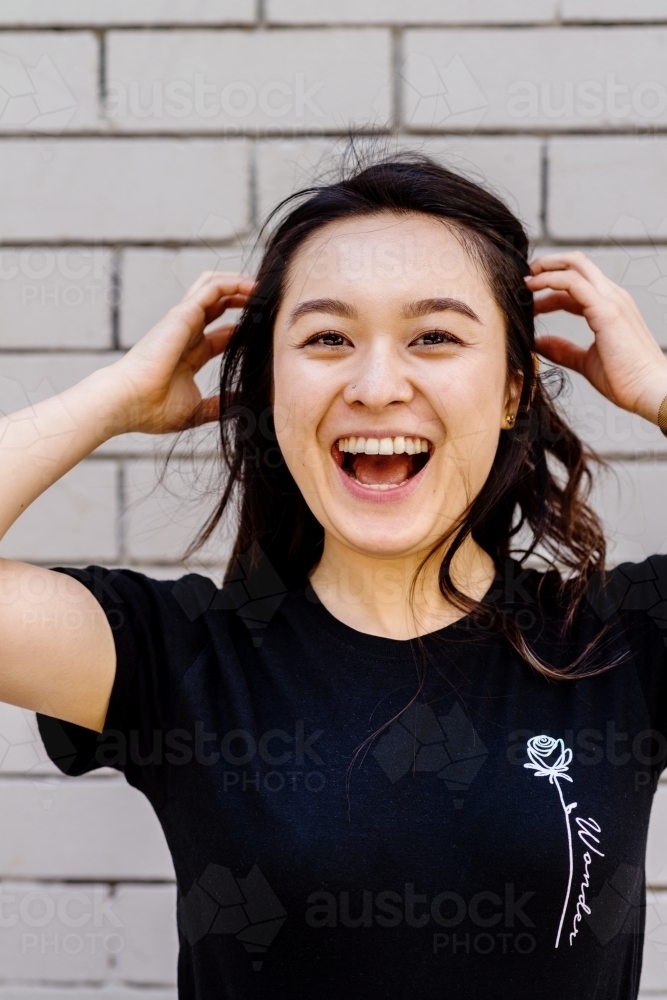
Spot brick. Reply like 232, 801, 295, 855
0, 460, 118, 563
558, 372, 667, 458
0, 248, 112, 349
256, 136, 543, 234
533, 247, 667, 349
0, 881, 111, 980
0, 139, 249, 242
0, 991, 176, 1000
119, 247, 248, 348
267, 0, 556, 23
590, 459, 667, 566
0, 777, 175, 879
562, 0, 667, 21
0, 0, 254, 25
648, 784, 667, 887
97, 426, 220, 459
641, 891, 667, 992
0, 704, 61, 776
548, 139, 667, 241
106, 29, 391, 132
124, 457, 232, 565
0, 347, 123, 456
403, 28, 667, 131
0, 32, 97, 133
0, 352, 121, 410
0, 347, 219, 460
111, 884, 178, 985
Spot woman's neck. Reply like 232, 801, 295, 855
308, 534, 496, 640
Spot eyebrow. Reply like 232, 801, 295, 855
288, 297, 358, 326
402, 297, 481, 322
287, 294, 481, 327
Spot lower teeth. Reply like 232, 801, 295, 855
348, 475, 408, 490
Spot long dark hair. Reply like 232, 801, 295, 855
185, 150, 613, 682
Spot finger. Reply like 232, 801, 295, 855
525, 270, 599, 311
182, 271, 255, 306
186, 324, 236, 371
187, 394, 220, 427
529, 251, 613, 294
203, 292, 251, 328
182, 269, 255, 298
535, 334, 587, 375
533, 291, 585, 317
203, 323, 236, 356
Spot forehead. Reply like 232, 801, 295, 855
280, 211, 491, 305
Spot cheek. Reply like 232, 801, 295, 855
272, 351, 331, 485
434, 354, 507, 430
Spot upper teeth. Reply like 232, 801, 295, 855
337, 436, 430, 455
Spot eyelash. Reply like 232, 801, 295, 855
304, 329, 460, 348
306, 331, 349, 347
411, 330, 460, 347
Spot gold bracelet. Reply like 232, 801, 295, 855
659, 395, 667, 438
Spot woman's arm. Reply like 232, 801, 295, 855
0, 271, 253, 732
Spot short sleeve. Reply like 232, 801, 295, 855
586, 554, 667, 770
36, 564, 213, 799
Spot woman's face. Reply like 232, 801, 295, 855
272, 211, 519, 560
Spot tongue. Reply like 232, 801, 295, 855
352, 454, 413, 486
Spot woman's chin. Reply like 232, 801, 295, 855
326, 516, 439, 560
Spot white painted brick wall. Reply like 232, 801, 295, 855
402, 27, 667, 131
0, 249, 113, 350
255, 136, 543, 234
111, 886, 178, 985
0, 32, 98, 133
0, 991, 176, 1000
0, 1, 254, 27
0, 140, 249, 242
0, 778, 174, 880
266, 0, 558, 25
562, 0, 667, 21
119, 248, 247, 348
0, 6, 666, 995
106, 29, 392, 132
548, 139, 667, 240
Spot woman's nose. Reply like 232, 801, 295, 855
342, 348, 414, 410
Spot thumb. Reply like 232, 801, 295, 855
187, 394, 220, 427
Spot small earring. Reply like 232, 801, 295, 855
505, 413, 515, 426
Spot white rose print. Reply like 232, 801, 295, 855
524, 735, 577, 948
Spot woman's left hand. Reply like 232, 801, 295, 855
526, 250, 667, 425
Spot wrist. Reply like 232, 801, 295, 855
80, 363, 145, 441
633, 362, 667, 427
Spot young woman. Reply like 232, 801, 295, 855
1, 155, 666, 999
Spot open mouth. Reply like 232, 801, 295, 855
333, 436, 432, 491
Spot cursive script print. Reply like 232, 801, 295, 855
576, 816, 604, 858
570, 850, 593, 945
524, 735, 578, 948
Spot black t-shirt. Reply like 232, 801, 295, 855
36, 556, 667, 1000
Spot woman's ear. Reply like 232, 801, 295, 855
502, 370, 524, 429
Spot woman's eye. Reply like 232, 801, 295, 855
411, 330, 458, 347
308, 332, 349, 347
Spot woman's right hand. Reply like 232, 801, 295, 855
111, 270, 255, 435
